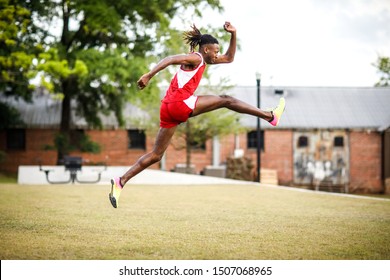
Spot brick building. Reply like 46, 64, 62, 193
1, 86, 389, 193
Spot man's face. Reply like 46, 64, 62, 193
204, 44, 220, 64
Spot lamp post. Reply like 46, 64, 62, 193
256, 72, 261, 183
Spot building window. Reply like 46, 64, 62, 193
334, 136, 344, 147
128, 129, 146, 149
297, 136, 309, 148
190, 139, 206, 151
6, 129, 26, 150
247, 130, 264, 150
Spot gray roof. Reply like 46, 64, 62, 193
1, 90, 148, 129
2, 86, 390, 131
226, 86, 390, 131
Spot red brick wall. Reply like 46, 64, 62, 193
0, 128, 294, 185
0, 129, 160, 174
0, 128, 384, 193
71, 130, 160, 170
219, 134, 239, 167
164, 136, 213, 173
265, 130, 294, 185
245, 130, 294, 185
349, 131, 382, 193
0, 129, 58, 174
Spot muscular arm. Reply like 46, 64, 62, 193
137, 53, 202, 89
214, 22, 237, 64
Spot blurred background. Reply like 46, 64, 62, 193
0, 0, 389, 195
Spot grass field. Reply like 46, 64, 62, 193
0, 183, 389, 260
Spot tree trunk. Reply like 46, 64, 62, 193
57, 0, 71, 165
56, 77, 73, 164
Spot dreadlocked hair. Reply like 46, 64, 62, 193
183, 24, 219, 52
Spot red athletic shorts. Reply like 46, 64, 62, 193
160, 99, 197, 128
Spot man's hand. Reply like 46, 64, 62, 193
137, 73, 151, 90
223, 21, 236, 34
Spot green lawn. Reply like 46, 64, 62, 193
0, 183, 389, 260
0, 173, 17, 184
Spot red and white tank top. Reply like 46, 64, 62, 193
163, 52, 206, 103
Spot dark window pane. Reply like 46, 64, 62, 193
298, 136, 309, 147
128, 130, 146, 149
247, 130, 264, 150
7, 129, 26, 150
334, 136, 344, 147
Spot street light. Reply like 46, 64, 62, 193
255, 72, 261, 183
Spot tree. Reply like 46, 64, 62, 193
1, 0, 222, 163
373, 55, 390, 87
0, 1, 37, 166
0, 0, 39, 100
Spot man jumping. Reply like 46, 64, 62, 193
109, 22, 285, 208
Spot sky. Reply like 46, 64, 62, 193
182, 0, 390, 87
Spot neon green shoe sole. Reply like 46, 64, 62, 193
269, 97, 286, 126
109, 178, 122, 208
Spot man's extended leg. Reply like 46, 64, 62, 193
109, 126, 176, 208
192, 95, 285, 126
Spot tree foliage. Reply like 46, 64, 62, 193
373, 55, 390, 87
0, 101, 24, 129
1, 0, 223, 162
0, 0, 40, 99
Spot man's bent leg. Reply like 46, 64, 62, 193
109, 126, 176, 208
120, 126, 177, 186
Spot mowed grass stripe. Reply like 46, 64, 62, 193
0, 184, 389, 260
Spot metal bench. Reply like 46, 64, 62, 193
39, 156, 106, 184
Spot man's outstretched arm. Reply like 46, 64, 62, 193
214, 21, 236, 64
137, 53, 202, 89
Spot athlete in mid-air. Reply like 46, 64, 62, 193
109, 22, 285, 208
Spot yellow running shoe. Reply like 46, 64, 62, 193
269, 97, 286, 126
109, 177, 123, 208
